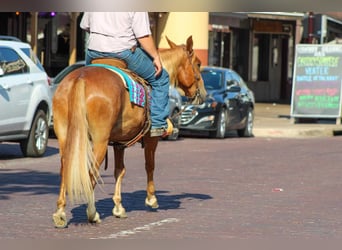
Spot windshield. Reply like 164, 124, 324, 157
201, 70, 223, 90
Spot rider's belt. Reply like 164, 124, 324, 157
130, 45, 137, 53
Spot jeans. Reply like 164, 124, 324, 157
86, 48, 170, 129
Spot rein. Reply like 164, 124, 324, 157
185, 49, 202, 103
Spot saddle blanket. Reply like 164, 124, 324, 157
89, 63, 149, 107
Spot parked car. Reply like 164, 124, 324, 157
179, 66, 255, 138
0, 36, 52, 157
50, 61, 182, 140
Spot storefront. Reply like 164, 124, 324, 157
302, 13, 342, 44
0, 12, 82, 76
209, 12, 304, 102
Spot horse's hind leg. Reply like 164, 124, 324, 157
86, 141, 108, 224
144, 135, 159, 209
112, 146, 127, 218
52, 156, 68, 228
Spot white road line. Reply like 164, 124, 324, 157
91, 218, 180, 239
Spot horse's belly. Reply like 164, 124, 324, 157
110, 103, 146, 142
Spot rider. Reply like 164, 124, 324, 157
80, 12, 172, 137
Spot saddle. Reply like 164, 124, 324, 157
91, 58, 127, 69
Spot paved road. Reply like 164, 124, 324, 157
1, 136, 342, 239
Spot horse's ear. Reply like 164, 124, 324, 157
165, 36, 177, 49
186, 36, 194, 54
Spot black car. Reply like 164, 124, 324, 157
179, 66, 255, 138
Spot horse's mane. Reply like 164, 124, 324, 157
160, 45, 186, 88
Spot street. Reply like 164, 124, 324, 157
1, 136, 342, 239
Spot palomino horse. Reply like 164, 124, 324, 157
52, 36, 207, 228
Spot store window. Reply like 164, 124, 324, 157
251, 33, 269, 81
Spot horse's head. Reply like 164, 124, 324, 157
161, 36, 207, 105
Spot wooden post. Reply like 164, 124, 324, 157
30, 12, 38, 55
68, 12, 79, 66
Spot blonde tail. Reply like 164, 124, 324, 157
64, 78, 99, 204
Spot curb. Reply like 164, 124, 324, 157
253, 127, 337, 138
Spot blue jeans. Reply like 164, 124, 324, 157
86, 48, 170, 129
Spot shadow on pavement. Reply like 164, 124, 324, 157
0, 168, 60, 200
69, 190, 212, 225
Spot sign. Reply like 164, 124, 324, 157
291, 44, 342, 118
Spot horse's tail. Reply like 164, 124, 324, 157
64, 77, 99, 204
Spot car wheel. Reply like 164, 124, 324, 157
20, 110, 49, 157
211, 108, 227, 139
237, 107, 254, 137
165, 109, 180, 141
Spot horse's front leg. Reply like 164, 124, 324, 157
144, 135, 159, 209
52, 157, 68, 228
112, 146, 127, 218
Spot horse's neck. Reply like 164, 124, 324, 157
160, 48, 183, 87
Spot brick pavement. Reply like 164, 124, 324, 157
1, 136, 342, 239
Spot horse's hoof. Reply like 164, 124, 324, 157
145, 196, 159, 209
87, 209, 101, 224
113, 205, 127, 218
52, 211, 67, 228
88, 211, 101, 224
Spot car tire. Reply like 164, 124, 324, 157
20, 110, 49, 157
211, 108, 227, 139
165, 109, 180, 141
237, 107, 254, 137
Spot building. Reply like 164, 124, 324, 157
2, 12, 342, 103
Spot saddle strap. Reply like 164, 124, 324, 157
110, 77, 151, 149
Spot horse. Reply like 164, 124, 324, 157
52, 35, 207, 228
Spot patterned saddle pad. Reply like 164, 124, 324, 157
89, 63, 149, 107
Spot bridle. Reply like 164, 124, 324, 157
184, 49, 203, 104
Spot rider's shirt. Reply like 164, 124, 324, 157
80, 12, 151, 53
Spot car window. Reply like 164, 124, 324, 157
230, 70, 249, 89
20, 47, 45, 72
201, 70, 223, 90
0, 47, 28, 75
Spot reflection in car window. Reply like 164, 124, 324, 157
231, 70, 249, 89
201, 70, 223, 90
0, 47, 28, 75
21, 47, 45, 72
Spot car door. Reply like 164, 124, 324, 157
0, 47, 32, 134
229, 71, 250, 125
225, 70, 242, 126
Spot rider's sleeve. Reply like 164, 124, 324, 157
132, 12, 152, 39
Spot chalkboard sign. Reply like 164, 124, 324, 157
291, 44, 342, 118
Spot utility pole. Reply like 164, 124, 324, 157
308, 12, 315, 44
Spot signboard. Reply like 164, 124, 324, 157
291, 44, 342, 118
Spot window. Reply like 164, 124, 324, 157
0, 47, 28, 75
201, 70, 223, 90
20, 47, 44, 71
251, 34, 269, 81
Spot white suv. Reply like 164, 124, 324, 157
0, 37, 52, 157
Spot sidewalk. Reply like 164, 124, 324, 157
253, 103, 342, 138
